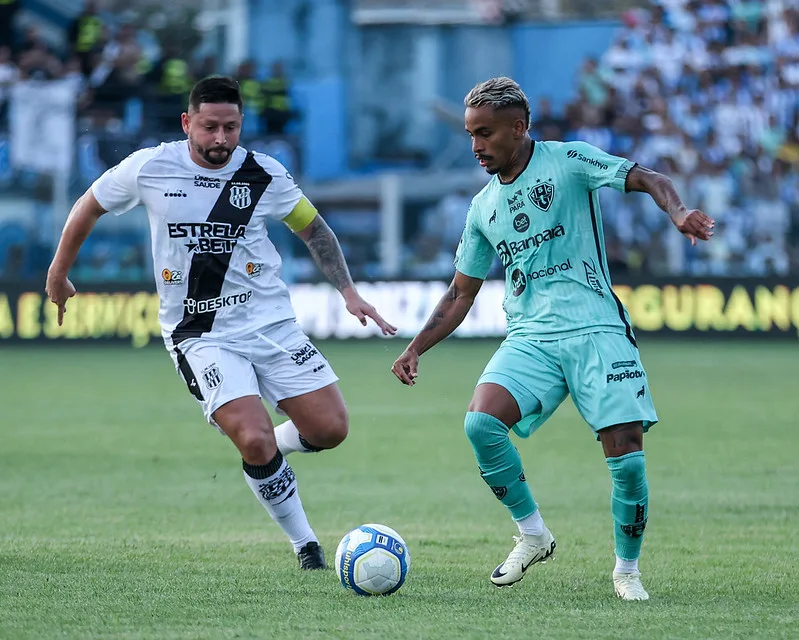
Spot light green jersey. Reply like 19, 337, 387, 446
455, 140, 637, 342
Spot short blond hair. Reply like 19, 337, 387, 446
464, 77, 530, 127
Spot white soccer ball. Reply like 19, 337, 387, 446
334, 523, 411, 596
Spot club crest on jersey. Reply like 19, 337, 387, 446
229, 183, 252, 210
528, 179, 554, 212
202, 364, 223, 389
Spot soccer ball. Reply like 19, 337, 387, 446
334, 523, 411, 596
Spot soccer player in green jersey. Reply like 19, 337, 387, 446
391, 77, 714, 600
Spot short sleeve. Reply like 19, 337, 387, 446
91, 146, 159, 215
454, 200, 494, 280
254, 154, 305, 221
564, 141, 634, 192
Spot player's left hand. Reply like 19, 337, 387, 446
343, 289, 397, 336
674, 208, 714, 246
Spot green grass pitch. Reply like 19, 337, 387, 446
1, 338, 797, 639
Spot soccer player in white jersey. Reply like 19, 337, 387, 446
45, 76, 397, 570
392, 77, 715, 600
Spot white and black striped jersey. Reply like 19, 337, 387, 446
91, 141, 304, 347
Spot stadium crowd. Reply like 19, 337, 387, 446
0, 1, 294, 135
409, 0, 799, 280
1, 0, 797, 281
542, 0, 799, 277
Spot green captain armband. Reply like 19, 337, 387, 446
282, 197, 318, 232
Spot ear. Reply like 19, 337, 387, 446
181, 112, 190, 135
513, 117, 528, 138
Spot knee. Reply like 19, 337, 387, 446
299, 403, 349, 449
236, 427, 276, 464
323, 404, 349, 448
464, 411, 504, 447
607, 451, 647, 488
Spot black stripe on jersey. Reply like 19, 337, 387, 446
587, 191, 637, 348
171, 152, 272, 345
175, 347, 204, 401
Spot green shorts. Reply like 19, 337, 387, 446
478, 331, 658, 439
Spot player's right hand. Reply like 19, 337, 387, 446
391, 348, 419, 386
45, 273, 76, 326
674, 208, 715, 246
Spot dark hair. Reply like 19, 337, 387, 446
188, 76, 243, 112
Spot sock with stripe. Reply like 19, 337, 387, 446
607, 450, 648, 565
242, 451, 317, 552
464, 411, 539, 522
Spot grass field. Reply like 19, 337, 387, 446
1, 338, 797, 639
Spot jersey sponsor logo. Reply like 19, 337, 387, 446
636, 385, 646, 399
506, 189, 523, 206
566, 149, 609, 171
527, 258, 573, 281
507, 189, 525, 213
162, 268, 183, 285
168, 222, 247, 255
513, 213, 530, 233
583, 259, 605, 297
606, 369, 645, 383
511, 268, 526, 296
183, 290, 252, 314
229, 183, 251, 209
202, 363, 223, 389
612, 360, 637, 369
511, 259, 573, 296
194, 174, 222, 189
495, 223, 566, 268
245, 262, 262, 278
171, 152, 272, 345
489, 209, 497, 225
291, 342, 319, 366
164, 189, 187, 198
527, 179, 554, 211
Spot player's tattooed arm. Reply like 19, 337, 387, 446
624, 165, 686, 218
297, 214, 397, 335
392, 271, 482, 385
296, 214, 354, 292
625, 164, 714, 245
413, 271, 483, 355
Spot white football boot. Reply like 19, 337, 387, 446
613, 571, 650, 601
490, 528, 556, 587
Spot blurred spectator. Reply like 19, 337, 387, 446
0, 0, 19, 51
236, 59, 265, 133
17, 28, 62, 80
0, 45, 18, 126
148, 44, 193, 131
69, 0, 104, 77
530, 97, 565, 140
263, 60, 295, 135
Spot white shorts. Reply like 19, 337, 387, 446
168, 319, 339, 427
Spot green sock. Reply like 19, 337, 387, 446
464, 411, 537, 520
607, 451, 648, 561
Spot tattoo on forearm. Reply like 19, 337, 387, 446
304, 218, 354, 292
420, 283, 459, 334
631, 166, 684, 215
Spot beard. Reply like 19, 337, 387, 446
192, 139, 233, 166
